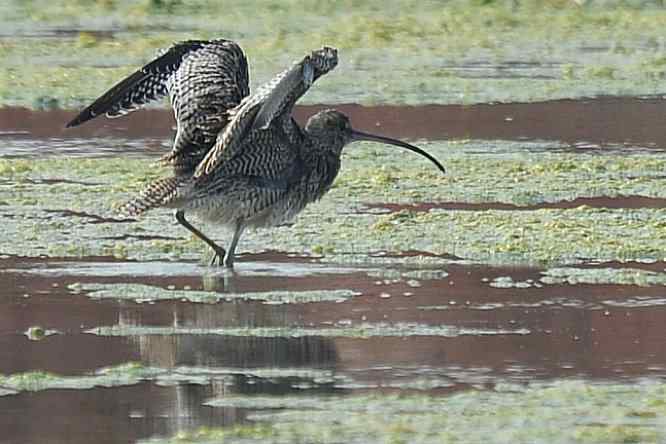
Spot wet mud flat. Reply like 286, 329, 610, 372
2, 97, 666, 444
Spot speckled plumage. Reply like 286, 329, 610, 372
69, 40, 445, 267
67, 39, 248, 176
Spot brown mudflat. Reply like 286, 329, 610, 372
366, 195, 666, 213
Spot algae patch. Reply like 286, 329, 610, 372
602, 297, 666, 308
540, 267, 666, 287
0, 364, 155, 395
491, 266, 666, 288
0, 363, 340, 396
3, 147, 666, 267
489, 276, 540, 289
141, 379, 666, 444
85, 322, 530, 339
368, 206, 666, 266
69, 282, 359, 304
24, 326, 60, 341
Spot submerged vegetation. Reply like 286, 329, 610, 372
147, 380, 666, 444
2, 364, 665, 443
70, 282, 359, 304
2, 0, 666, 107
85, 323, 531, 338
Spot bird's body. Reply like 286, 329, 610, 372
182, 127, 340, 229
68, 39, 445, 267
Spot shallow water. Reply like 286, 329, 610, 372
2, 255, 666, 443
2, 97, 666, 443
3, 98, 666, 155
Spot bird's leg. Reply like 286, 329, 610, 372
175, 210, 226, 265
223, 219, 245, 269
209, 250, 225, 267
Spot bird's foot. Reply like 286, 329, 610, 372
222, 252, 234, 269
209, 246, 227, 267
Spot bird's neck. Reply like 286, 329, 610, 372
296, 135, 342, 201
302, 133, 343, 167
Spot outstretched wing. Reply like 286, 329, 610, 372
162, 40, 249, 174
193, 46, 338, 181
67, 39, 249, 175
66, 40, 213, 127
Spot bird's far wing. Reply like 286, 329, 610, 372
192, 46, 338, 181
159, 40, 249, 174
65, 39, 236, 128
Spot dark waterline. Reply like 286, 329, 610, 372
2, 97, 666, 148
364, 195, 666, 213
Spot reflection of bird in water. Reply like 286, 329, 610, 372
67, 39, 446, 268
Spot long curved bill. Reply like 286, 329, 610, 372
351, 130, 445, 174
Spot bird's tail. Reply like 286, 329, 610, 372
120, 176, 182, 216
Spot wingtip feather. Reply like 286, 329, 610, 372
65, 116, 82, 128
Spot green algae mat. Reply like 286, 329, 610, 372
194, 381, 666, 444
161, 382, 666, 444
3, 365, 665, 444
2, 0, 666, 108
2, 140, 666, 265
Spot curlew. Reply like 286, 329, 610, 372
67, 39, 446, 268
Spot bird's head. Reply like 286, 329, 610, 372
308, 46, 338, 81
304, 109, 446, 174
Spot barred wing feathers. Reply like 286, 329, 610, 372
66, 40, 214, 127
193, 46, 338, 181
67, 39, 250, 176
